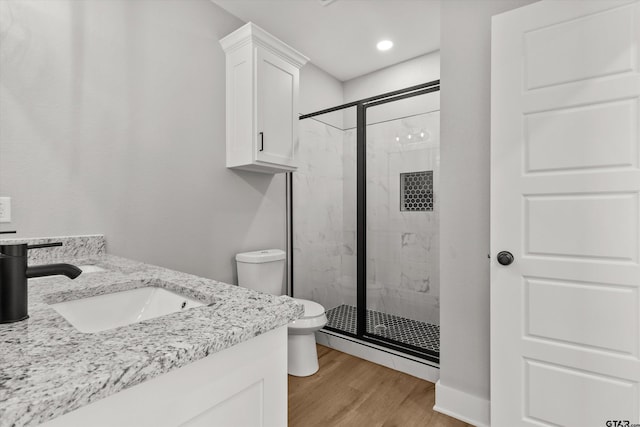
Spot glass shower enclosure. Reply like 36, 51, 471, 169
289, 81, 440, 362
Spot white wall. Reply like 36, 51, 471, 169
299, 62, 345, 130
343, 52, 440, 103
0, 0, 343, 285
436, 1, 537, 425
299, 63, 344, 116
340, 51, 440, 134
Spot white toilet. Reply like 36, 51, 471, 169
236, 249, 327, 377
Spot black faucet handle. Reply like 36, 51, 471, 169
0, 230, 17, 234
27, 242, 63, 250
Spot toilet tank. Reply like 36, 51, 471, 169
235, 249, 286, 295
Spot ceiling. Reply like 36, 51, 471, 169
212, 0, 441, 82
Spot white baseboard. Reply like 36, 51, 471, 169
433, 380, 490, 427
315, 329, 439, 383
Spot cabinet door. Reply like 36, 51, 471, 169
256, 48, 298, 169
40, 326, 288, 427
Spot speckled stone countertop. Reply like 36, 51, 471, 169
0, 235, 303, 427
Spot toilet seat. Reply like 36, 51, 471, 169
288, 298, 327, 333
293, 298, 324, 319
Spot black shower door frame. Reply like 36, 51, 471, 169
289, 80, 441, 363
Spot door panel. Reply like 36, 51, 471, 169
256, 48, 297, 167
525, 277, 638, 355
523, 3, 636, 90
491, 1, 640, 425
525, 99, 638, 173
524, 193, 638, 261
525, 359, 637, 426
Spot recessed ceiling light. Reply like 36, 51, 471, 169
376, 40, 393, 51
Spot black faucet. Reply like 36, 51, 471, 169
0, 234, 82, 323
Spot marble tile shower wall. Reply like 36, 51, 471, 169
294, 111, 440, 326
346, 112, 440, 325
293, 118, 356, 311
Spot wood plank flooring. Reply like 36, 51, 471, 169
288, 345, 474, 427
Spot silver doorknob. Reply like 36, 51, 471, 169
497, 251, 514, 266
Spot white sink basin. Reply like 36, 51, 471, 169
51, 287, 204, 333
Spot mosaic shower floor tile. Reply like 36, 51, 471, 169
324, 304, 440, 354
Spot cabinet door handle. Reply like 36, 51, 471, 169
259, 132, 264, 152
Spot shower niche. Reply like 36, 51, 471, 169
400, 171, 434, 212
290, 81, 441, 363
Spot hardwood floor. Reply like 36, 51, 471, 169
288, 345, 474, 427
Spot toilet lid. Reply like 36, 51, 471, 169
293, 298, 325, 318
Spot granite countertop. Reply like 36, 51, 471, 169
0, 236, 303, 427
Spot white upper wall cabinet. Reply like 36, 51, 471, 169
220, 23, 309, 173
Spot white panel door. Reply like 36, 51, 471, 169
491, 1, 640, 426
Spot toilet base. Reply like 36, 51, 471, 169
288, 332, 319, 377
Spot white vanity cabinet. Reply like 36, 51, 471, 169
220, 22, 309, 174
41, 326, 287, 427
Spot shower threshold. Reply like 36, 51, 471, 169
324, 304, 440, 357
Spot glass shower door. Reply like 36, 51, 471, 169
363, 91, 441, 358
292, 106, 357, 337
292, 81, 440, 362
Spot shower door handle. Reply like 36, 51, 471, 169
497, 251, 514, 266
259, 132, 264, 152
